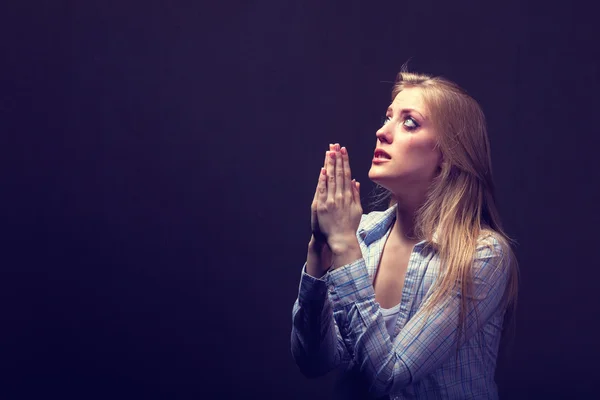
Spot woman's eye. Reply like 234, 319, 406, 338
381, 116, 392, 126
403, 117, 419, 129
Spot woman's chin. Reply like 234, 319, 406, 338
368, 168, 387, 182
368, 170, 399, 191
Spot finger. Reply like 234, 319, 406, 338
353, 180, 361, 202
326, 144, 333, 169
341, 146, 352, 202
314, 147, 331, 205
335, 143, 343, 198
327, 149, 336, 202
318, 165, 328, 206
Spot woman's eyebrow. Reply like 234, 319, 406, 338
387, 107, 427, 120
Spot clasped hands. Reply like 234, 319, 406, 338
311, 143, 363, 270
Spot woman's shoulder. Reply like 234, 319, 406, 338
474, 228, 517, 277
477, 228, 512, 256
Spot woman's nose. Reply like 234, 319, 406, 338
376, 126, 391, 143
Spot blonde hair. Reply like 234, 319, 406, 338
376, 68, 519, 349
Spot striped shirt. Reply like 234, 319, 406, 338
291, 204, 511, 399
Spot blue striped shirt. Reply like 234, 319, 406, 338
291, 204, 510, 399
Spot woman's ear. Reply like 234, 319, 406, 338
433, 141, 444, 168
437, 152, 445, 172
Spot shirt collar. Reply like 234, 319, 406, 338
358, 203, 399, 246
358, 203, 440, 248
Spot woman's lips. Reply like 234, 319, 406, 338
374, 148, 391, 158
372, 157, 390, 164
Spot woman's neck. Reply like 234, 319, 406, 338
391, 191, 427, 245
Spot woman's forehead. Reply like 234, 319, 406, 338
390, 88, 429, 118
391, 87, 427, 111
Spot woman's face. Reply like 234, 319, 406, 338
368, 87, 442, 193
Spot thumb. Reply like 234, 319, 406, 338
352, 179, 360, 201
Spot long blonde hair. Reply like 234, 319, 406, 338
375, 68, 519, 348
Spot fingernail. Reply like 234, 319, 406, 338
336, 143, 340, 151
341, 147, 347, 155
330, 151, 335, 158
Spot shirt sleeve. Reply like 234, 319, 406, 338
290, 263, 351, 378
326, 237, 511, 397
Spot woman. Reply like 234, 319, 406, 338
290, 70, 519, 400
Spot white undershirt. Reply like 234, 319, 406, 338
380, 303, 401, 337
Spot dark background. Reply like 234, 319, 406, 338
1, 1, 599, 399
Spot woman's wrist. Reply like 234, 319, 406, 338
328, 236, 362, 269
328, 235, 359, 255
308, 235, 326, 253
306, 236, 333, 278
